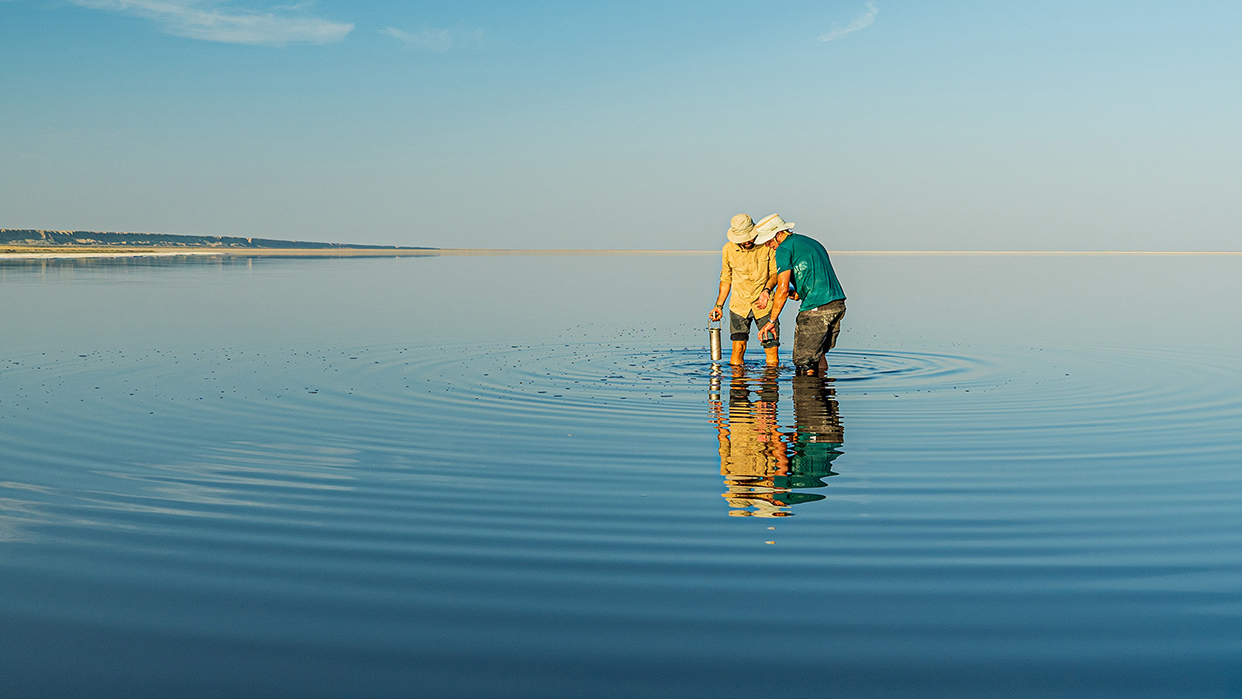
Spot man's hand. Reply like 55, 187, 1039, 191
709, 305, 723, 322
759, 321, 777, 342
755, 289, 770, 310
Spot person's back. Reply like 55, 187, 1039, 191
774, 233, 845, 310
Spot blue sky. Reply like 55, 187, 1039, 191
1, 0, 1239, 250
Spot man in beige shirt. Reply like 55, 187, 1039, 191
709, 213, 781, 365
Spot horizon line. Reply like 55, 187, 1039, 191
3, 248, 1241, 260
435, 249, 1242, 255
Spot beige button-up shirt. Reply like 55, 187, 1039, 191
720, 242, 777, 318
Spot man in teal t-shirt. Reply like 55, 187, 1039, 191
753, 214, 846, 376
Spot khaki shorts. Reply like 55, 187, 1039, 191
792, 300, 845, 372
729, 310, 780, 349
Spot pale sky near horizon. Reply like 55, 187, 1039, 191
2, 0, 1239, 250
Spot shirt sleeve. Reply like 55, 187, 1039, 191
719, 245, 732, 284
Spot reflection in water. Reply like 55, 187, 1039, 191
710, 367, 845, 517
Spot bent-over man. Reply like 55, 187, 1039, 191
754, 214, 846, 376
709, 213, 781, 365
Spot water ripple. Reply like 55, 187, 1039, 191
3, 337, 1242, 696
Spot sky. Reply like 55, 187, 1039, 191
1, 0, 1239, 250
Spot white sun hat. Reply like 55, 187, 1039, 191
753, 214, 795, 245
726, 213, 756, 243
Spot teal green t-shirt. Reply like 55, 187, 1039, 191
774, 233, 845, 310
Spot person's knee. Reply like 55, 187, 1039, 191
759, 329, 780, 350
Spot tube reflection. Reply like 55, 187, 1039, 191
709, 366, 844, 517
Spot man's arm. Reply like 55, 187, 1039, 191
711, 249, 732, 321
710, 280, 730, 321
758, 270, 792, 340
754, 269, 780, 310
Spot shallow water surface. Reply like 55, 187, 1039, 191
1, 254, 1241, 698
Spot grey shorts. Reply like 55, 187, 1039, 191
729, 310, 780, 348
792, 300, 845, 372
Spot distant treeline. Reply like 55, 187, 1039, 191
0, 230, 432, 250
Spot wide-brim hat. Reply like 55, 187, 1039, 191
726, 213, 756, 243
753, 213, 795, 245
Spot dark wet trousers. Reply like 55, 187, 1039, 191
792, 300, 845, 374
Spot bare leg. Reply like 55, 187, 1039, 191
730, 340, 747, 365
764, 346, 779, 366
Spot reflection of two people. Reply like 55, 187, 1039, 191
710, 367, 844, 517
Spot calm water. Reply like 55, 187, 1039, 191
2, 253, 1241, 698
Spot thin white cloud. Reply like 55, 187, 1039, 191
379, 26, 483, 52
70, 0, 353, 46
379, 26, 452, 52
819, 1, 878, 42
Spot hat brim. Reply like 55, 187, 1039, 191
754, 223, 794, 245
727, 229, 756, 243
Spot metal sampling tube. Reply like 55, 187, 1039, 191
709, 321, 722, 362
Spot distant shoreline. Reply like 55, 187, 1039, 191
0, 247, 442, 259
2, 247, 1239, 259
